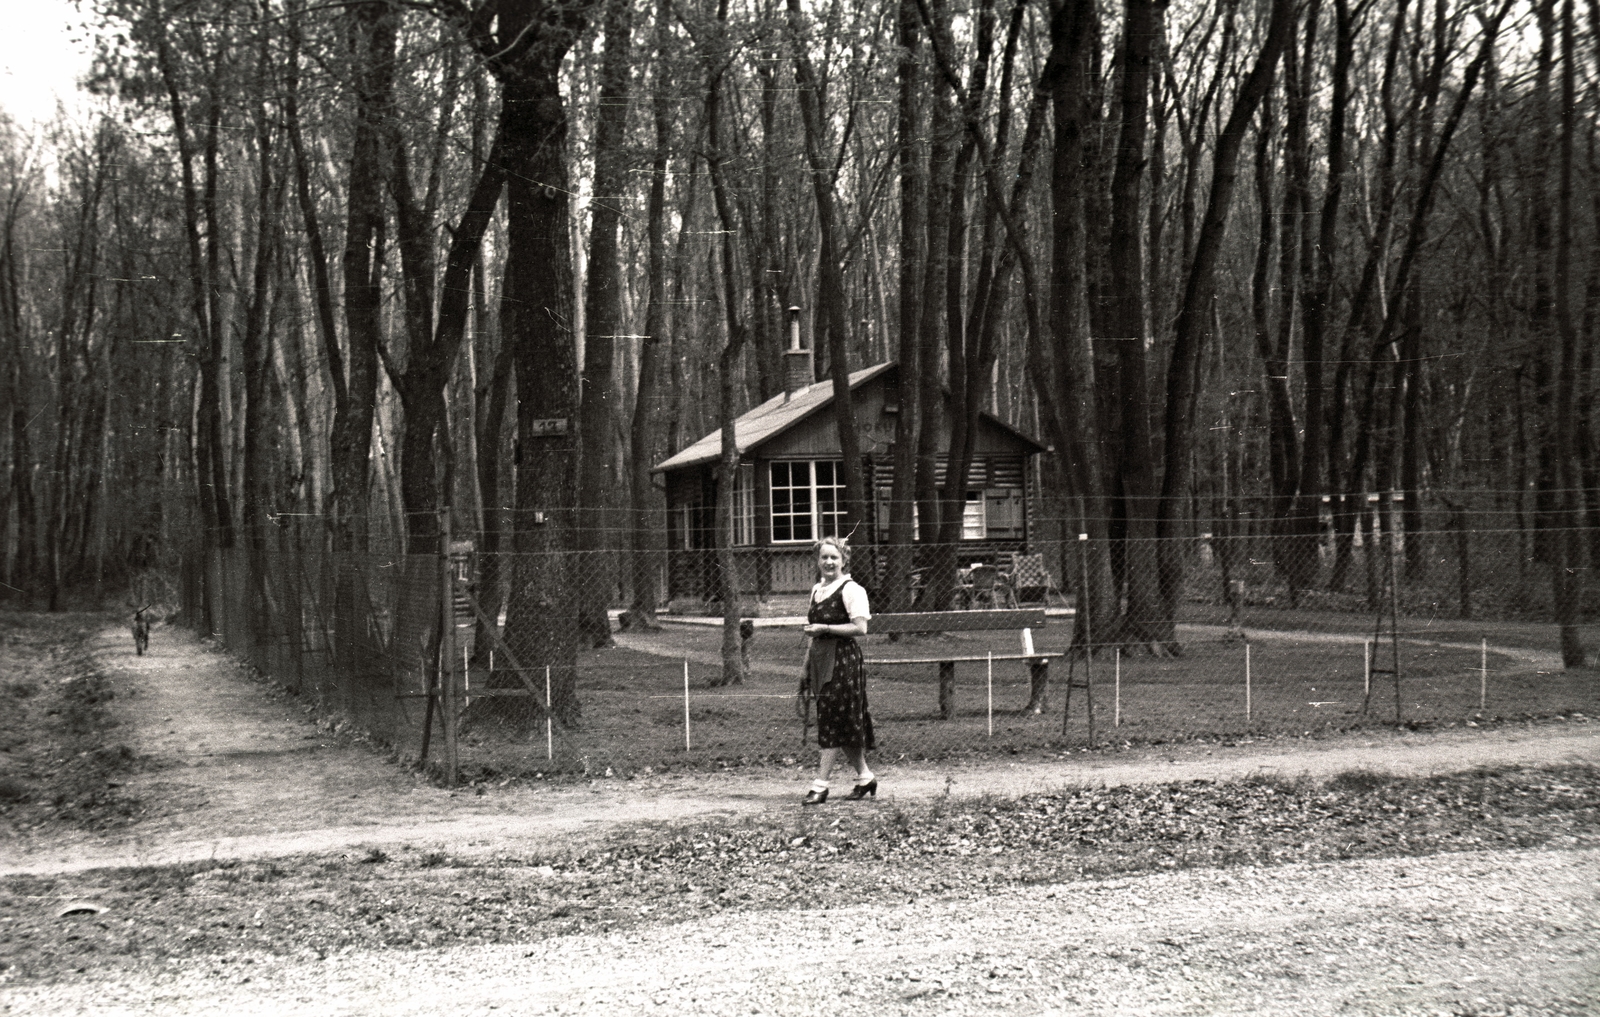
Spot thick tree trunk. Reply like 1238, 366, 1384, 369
885, 0, 924, 615
1552, 0, 1584, 667
576, 0, 632, 649
483, 0, 596, 727
1156, 0, 1296, 650
1046, 0, 1117, 650
1106, 0, 1162, 644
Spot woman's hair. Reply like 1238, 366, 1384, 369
814, 535, 851, 568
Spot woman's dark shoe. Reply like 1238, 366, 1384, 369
802, 788, 829, 806
845, 779, 878, 800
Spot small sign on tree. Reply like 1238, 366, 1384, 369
528, 418, 569, 436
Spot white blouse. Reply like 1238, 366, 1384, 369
811, 574, 871, 621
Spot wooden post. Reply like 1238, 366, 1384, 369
939, 660, 956, 719
1363, 640, 1371, 711
439, 511, 459, 788
1064, 532, 1091, 740
1114, 647, 1121, 728
1028, 657, 1049, 714
1389, 529, 1402, 724
1086, 641, 1095, 747
1245, 641, 1252, 724
683, 659, 692, 749
1080, 533, 1092, 727
986, 651, 993, 737
1480, 637, 1487, 712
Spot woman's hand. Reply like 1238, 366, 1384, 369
804, 621, 866, 637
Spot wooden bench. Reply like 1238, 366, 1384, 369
864, 609, 1062, 718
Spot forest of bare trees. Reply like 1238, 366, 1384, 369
0, 0, 1597, 685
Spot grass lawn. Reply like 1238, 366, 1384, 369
444, 616, 1600, 777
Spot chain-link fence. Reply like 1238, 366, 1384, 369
196, 515, 1600, 783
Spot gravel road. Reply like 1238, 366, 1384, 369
8, 847, 1596, 1016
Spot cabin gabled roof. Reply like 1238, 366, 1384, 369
653, 361, 897, 473
653, 359, 1048, 473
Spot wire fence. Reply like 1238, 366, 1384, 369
191, 515, 1600, 783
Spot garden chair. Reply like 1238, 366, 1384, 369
966, 563, 1018, 609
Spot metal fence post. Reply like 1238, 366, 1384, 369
440, 511, 459, 788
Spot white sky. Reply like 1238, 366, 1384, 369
0, 0, 93, 127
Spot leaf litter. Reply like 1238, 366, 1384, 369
2, 763, 1595, 983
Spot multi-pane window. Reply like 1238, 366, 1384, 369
770, 461, 813, 542
813, 461, 847, 538
733, 464, 756, 546
770, 460, 846, 542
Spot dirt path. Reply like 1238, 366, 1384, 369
10, 847, 1598, 1016
2, 619, 1595, 878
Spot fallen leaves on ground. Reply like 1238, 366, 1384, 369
2, 764, 1596, 983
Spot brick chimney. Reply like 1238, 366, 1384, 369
782, 306, 812, 399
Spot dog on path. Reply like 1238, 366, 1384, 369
132, 606, 151, 656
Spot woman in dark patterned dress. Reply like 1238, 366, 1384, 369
800, 536, 876, 805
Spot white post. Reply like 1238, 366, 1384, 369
683, 659, 692, 750
1245, 642, 1252, 724
987, 651, 994, 738
1364, 640, 1371, 699
1114, 647, 1121, 728
462, 646, 470, 702
1480, 637, 1487, 712
545, 665, 553, 760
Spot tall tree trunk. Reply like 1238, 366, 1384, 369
626, 0, 675, 630
787, 0, 866, 540
1328, 0, 1410, 591
1277, 0, 1320, 598
1045, 0, 1117, 649
283, 0, 340, 445
155, 22, 231, 631
707, 0, 748, 686
0, 173, 36, 594
241, 20, 278, 644
1156, 0, 1296, 650
332, 0, 393, 555
916, 0, 956, 586
930, 0, 996, 582
576, 0, 632, 648
1297, 0, 1356, 572
472, 0, 598, 727
1551, 0, 1584, 666
1106, 0, 1162, 645
885, 0, 924, 614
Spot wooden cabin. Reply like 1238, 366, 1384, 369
653, 350, 1047, 608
